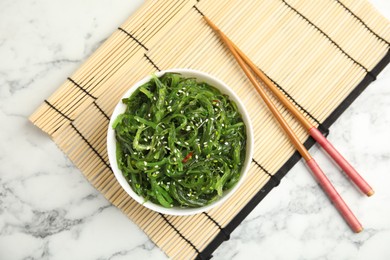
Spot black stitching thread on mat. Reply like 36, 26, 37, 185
252, 159, 280, 187
193, 5, 204, 16
44, 100, 73, 121
159, 213, 200, 255
144, 54, 161, 71
281, 0, 376, 81
67, 77, 97, 99
335, 0, 390, 46
258, 68, 324, 128
70, 123, 111, 169
202, 212, 230, 240
118, 27, 149, 51
92, 101, 110, 121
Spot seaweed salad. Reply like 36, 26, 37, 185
113, 72, 246, 208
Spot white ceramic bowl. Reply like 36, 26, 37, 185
107, 69, 253, 215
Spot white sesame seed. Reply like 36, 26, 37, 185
154, 165, 159, 168
173, 158, 177, 161
143, 161, 147, 166
153, 97, 157, 101
225, 142, 228, 145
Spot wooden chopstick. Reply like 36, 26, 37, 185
226, 36, 374, 197
202, 17, 373, 196
203, 16, 363, 233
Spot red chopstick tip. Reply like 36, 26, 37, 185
366, 190, 375, 197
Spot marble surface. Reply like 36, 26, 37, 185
0, 0, 389, 259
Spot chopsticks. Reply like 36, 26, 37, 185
203, 16, 371, 233
216, 27, 374, 198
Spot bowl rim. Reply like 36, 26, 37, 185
107, 68, 254, 215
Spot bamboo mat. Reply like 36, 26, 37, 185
29, 0, 390, 259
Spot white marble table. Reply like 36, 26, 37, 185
1, 0, 389, 259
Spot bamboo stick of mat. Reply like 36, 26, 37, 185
203, 16, 363, 233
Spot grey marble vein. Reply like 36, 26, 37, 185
0, 0, 389, 259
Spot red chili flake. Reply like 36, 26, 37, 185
212, 100, 220, 103
182, 152, 193, 163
